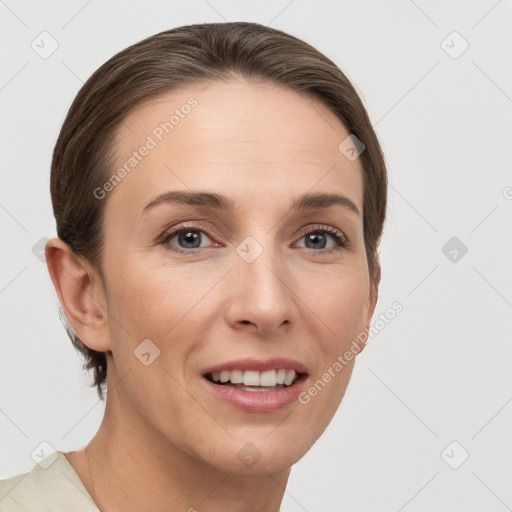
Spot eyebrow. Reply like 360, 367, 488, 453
142, 190, 360, 216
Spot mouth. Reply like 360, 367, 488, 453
201, 358, 309, 411
203, 368, 308, 392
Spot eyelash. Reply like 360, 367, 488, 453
158, 222, 350, 255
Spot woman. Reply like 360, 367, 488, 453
0, 21, 386, 511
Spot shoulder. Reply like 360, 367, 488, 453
0, 451, 99, 512
0, 472, 25, 512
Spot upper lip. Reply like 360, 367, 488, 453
202, 357, 308, 375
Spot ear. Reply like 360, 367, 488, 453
368, 260, 381, 318
45, 237, 112, 352
357, 260, 381, 353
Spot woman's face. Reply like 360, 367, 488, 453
97, 79, 378, 473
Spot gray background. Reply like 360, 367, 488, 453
1, 1, 511, 510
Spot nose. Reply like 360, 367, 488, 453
224, 239, 297, 336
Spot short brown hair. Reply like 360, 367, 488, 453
50, 21, 387, 400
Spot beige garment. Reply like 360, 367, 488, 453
0, 451, 99, 511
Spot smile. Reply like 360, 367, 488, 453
201, 359, 309, 412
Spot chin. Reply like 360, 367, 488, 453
198, 429, 318, 475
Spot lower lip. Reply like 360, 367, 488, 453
202, 375, 307, 412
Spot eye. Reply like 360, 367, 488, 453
295, 226, 348, 252
160, 226, 218, 252
158, 223, 349, 254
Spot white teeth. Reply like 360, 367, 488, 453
284, 369, 296, 386
259, 370, 277, 387
243, 370, 260, 386
209, 368, 298, 387
230, 370, 244, 384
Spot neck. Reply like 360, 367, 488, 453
81, 372, 291, 512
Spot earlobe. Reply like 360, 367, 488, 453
45, 237, 112, 352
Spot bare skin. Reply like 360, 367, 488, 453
47, 79, 380, 512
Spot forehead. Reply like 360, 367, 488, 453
107, 79, 364, 215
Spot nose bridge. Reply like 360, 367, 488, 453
228, 234, 295, 331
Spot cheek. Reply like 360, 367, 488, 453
297, 267, 369, 407
306, 265, 370, 343
332, 282, 369, 341
103, 254, 221, 356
